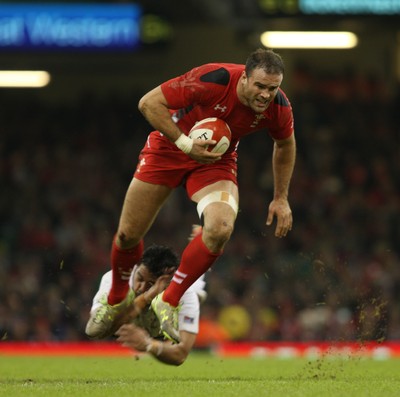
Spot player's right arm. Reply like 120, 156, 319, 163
138, 86, 220, 164
115, 324, 196, 366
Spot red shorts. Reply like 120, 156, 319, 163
134, 132, 238, 198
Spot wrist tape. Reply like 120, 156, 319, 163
174, 134, 193, 154
146, 340, 163, 356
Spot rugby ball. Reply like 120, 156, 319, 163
189, 118, 231, 154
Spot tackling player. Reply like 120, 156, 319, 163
86, 226, 206, 366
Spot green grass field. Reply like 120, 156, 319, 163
1, 353, 400, 397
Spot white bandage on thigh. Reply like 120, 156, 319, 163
196, 191, 238, 219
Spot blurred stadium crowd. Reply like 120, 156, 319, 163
1, 64, 400, 345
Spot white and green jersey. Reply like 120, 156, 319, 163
90, 268, 205, 338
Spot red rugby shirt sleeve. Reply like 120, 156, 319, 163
160, 65, 218, 109
268, 101, 294, 140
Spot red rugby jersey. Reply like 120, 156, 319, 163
161, 63, 294, 153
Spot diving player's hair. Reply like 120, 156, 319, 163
141, 244, 179, 278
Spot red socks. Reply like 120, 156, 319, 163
163, 233, 221, 307
108, 237, 144, 305
107, 233, 221, 307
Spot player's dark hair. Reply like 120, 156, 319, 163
141, 244, 179, 278
245, 48, 285, 76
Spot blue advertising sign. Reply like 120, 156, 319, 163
0, 3, 142, 51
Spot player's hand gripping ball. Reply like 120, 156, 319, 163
189, 117, 231, 154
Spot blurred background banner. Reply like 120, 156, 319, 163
0, 3, 142, 51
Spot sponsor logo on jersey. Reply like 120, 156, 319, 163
214, 104, 227, 113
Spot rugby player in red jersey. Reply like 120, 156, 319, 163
86, 48, 296, 342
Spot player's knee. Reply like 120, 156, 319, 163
203, 220, 234, 249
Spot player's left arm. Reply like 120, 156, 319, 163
266, 133, 296, 238
115, 325, 196, 366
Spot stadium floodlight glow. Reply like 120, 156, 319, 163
260, 31, 358, 49
0, 71, 51, 87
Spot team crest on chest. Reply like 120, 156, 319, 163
250, 114, 266, 128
